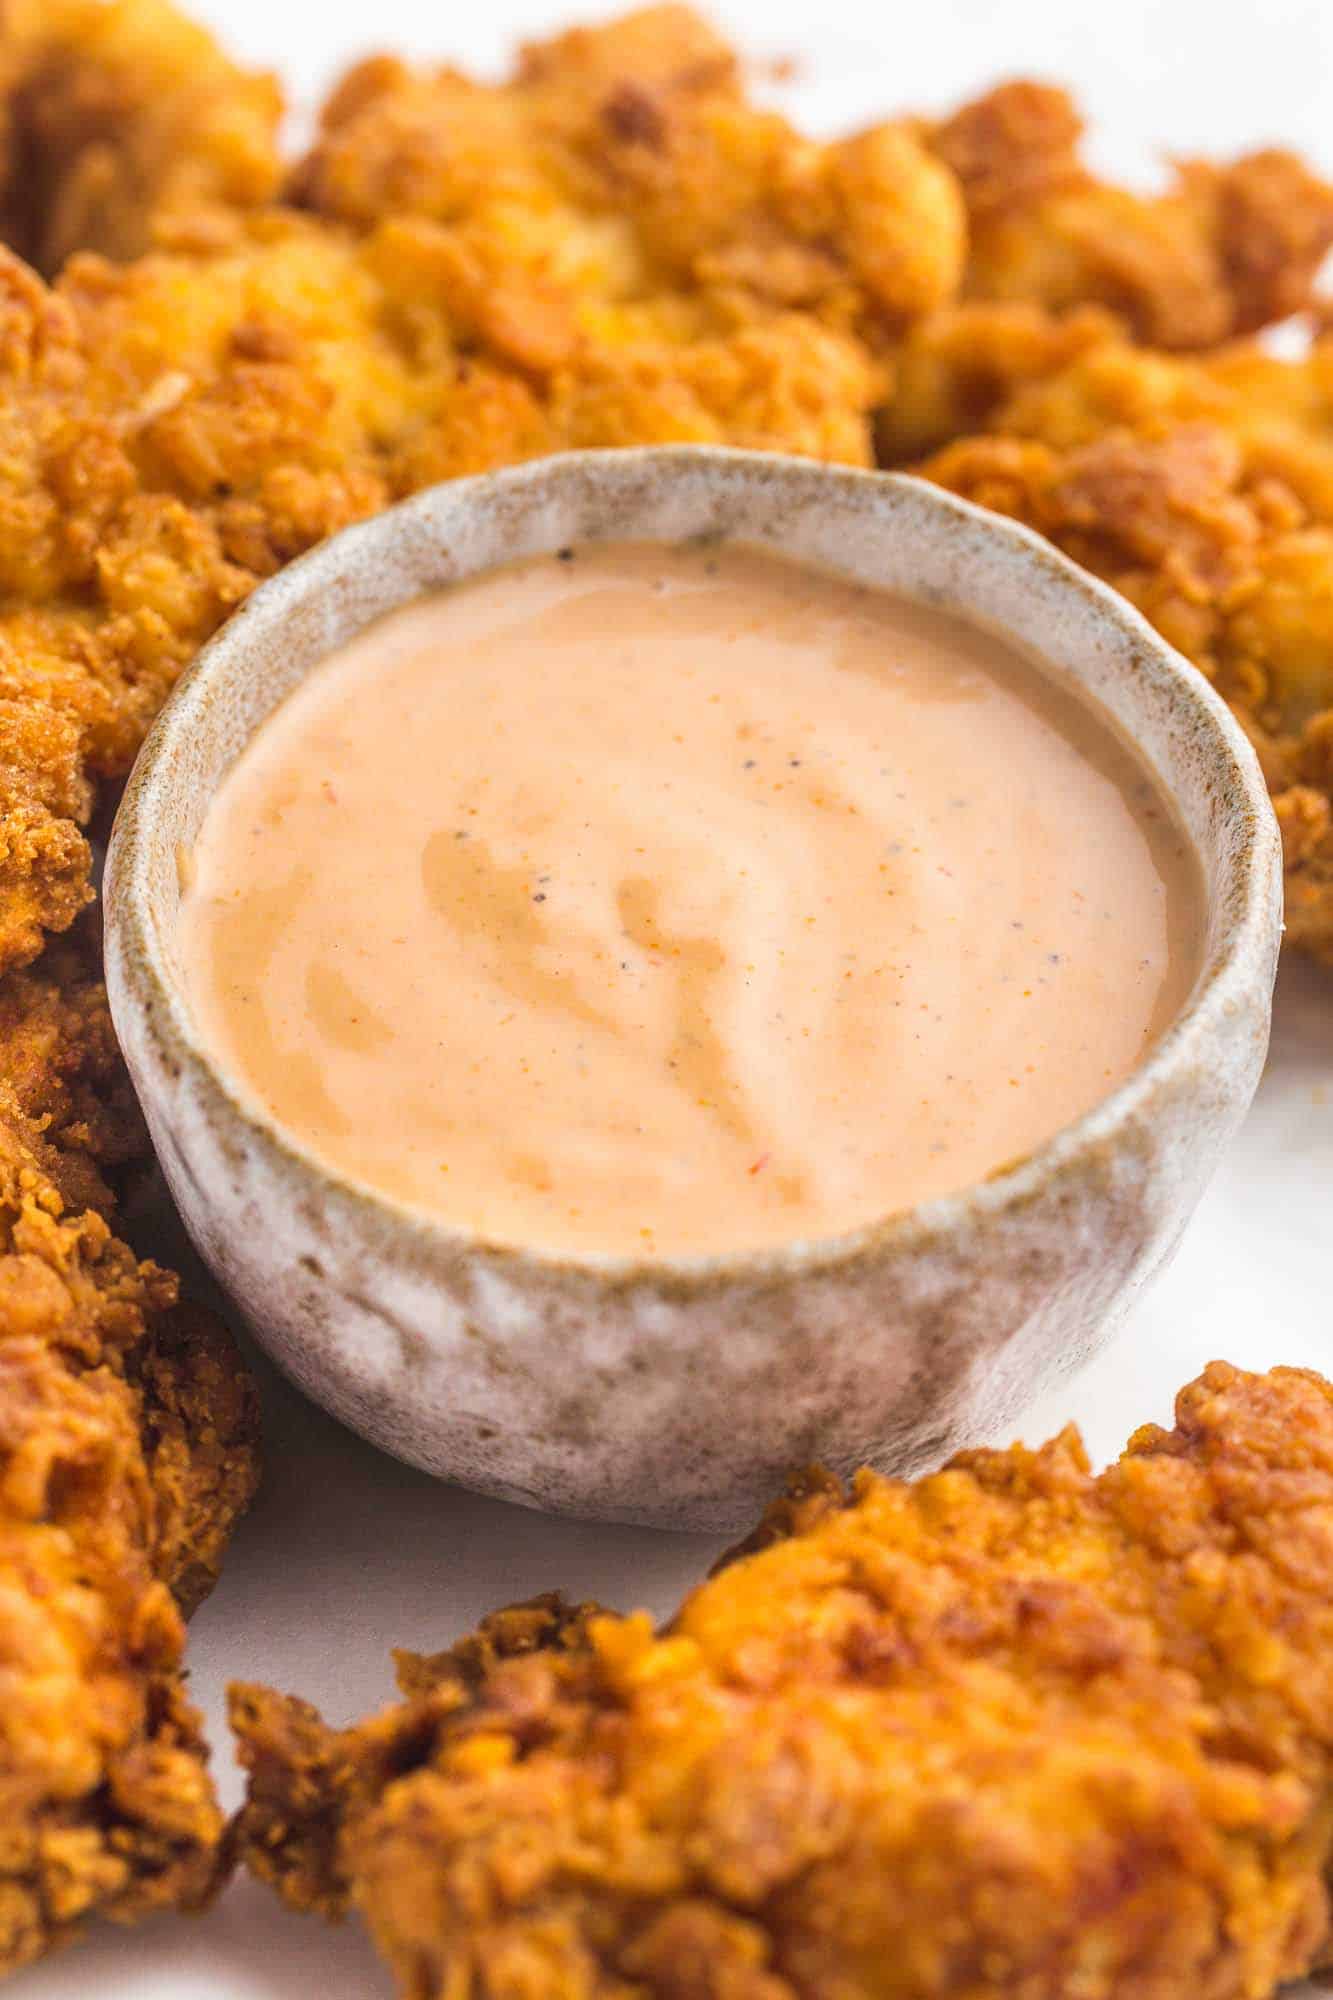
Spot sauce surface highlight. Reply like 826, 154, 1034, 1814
179, 542, 1203, 1258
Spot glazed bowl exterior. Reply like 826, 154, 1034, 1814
105, 449, 1282, 1531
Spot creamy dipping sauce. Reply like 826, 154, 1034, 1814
179, 542, 1203, 1259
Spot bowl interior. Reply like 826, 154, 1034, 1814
108, 447, 1280, 1275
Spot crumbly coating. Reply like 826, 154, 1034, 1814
233, 1365, 1333, 2000
929, 80, 1333, 347
0, 918, 149, 1217
911, 324, 1333, 957
291, 7, 966, 343
0, 1112, 258, 1976
0, 8, 974, 981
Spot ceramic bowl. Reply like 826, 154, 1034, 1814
105, 448, 1282, 1531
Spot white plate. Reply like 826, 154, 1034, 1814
15, 0, 1333, 1989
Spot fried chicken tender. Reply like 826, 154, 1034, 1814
929, 80, 1333, 348
0, 8, 975, 980
291, 7, 966, 350
0, 220, 876, 965
0, 228, 441, 974
0, 0, 283, 273
0, 5, 277, 1964
0, 1112, 259, 1976
232, 1363, 1333, 2000
911, 324, 1333, 957
877, 298, 1124, 462
0, 920, 149, 1217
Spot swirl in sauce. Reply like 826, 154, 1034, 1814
179, 541, 1203, 1258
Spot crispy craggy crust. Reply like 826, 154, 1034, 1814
883, 94, 1333, 961
909, 324, 1333, 958
0, 0, 283, 273
0, 918, 149, 1217
0, 1115, 258, 1976
297, 40, 1333, 359
290, 5, 966, 345
0, 5, 973, 983
0, 6, 271, 1973
877, 297, 1123, 463
233, 1364, 1333, 2000
928, 80, 1333, 348
232, 1598, 608, 1925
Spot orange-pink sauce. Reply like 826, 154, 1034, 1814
179, 541, 1202, 1257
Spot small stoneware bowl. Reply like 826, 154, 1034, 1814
105, 449, 1282, 1531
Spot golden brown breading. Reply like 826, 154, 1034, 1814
0, 7, 976, 980
232, 1364, 1333, 2000
0, 918, 150, 1218
0, 5, 275, 1967
911, 324, 1333, 957
291, 6, 966, 347
929, 80, 1333, 347
877, 298, 1123, 462
0, 1115, 258, 1977
0, 228, 414, 974
0, 206, 885, 959
0, 0, 283, 273
0, 699, 94, 981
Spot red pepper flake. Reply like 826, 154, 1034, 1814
748, 1153, 770, 1176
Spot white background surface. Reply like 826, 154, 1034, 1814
18, 0, 1333, 1992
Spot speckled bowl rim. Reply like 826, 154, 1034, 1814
108, 447, 1282, 1294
